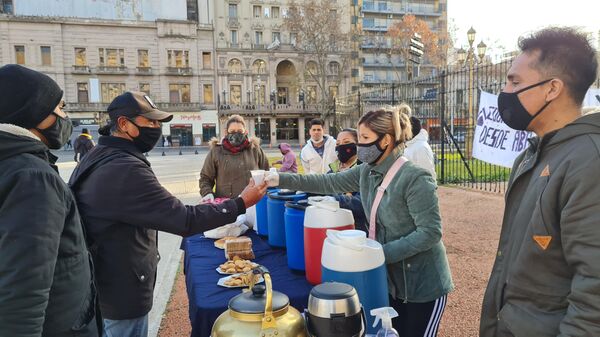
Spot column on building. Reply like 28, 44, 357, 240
298, 118, 306, 145
219, 118, 227, 138
269, 118, 277, 146
248, 118, 256, 137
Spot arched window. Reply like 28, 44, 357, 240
228, 58, 242, 73
252, 59, 267, 74
305, 61, 318, 77
328, 61, 340, 75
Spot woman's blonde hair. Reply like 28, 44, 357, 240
358, 103, 413, 147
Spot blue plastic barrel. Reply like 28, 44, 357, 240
256, 187, 278, 236
284, 200, 310, 271
267, 191, 307, 247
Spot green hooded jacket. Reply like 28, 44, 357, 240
480, 112, 600, 337
279, 147, 453, 303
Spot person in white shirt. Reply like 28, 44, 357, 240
405, 116, 437, 181
300, 118, 337, 174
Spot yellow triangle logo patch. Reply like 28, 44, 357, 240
533, 235, 552, 250
540, 165, 550, 177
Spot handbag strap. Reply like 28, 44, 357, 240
368, 156, 408, 240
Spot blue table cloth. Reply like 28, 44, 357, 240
181, 231, 313, 337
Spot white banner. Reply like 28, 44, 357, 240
472, 91, 532, 168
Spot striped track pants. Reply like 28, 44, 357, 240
389, 294, 448, 337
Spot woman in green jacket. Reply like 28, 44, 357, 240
265, 106, 453, 336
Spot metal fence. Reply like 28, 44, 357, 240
336, 60, 515, 193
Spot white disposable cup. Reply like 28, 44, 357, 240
251, 170, 266, 185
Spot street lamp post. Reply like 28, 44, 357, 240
256, 60, 266, 141
457, 27, 487, 159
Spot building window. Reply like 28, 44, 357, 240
1, 0, 13, 14
272, 6, 280, 18
101, 83, 126, 103
167, 50, 190, 68
169, 83, 190, 103
202, 52, 212, 69
138, 49, 149, 67
328, 61, 340, 75
253, 5, 262, 18
272, 32, 281, 43
203, 84, 213, 104
253, 59, 267, 74
290, 33, 297, 46
228, 58, 242, 73
77, 83, 89, 103
253, 84, 266, 105
230, 85, 242, 105
231, 30, 238, 45
40, 46, 52, 66
305, 61, 318, 77
139, 83, 150, 96
99, 48, 125, 67
75, 48, 86, 66
329, 86, 338, 99
307, 86, 318, 104
228, 4, 237, 17
264, 7, 270, 18
14, 45, 25, 65
255, 31, 263, 45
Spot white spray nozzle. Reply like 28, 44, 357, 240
370, 307, 398, 329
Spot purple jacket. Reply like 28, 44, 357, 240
277, 143, 298, 173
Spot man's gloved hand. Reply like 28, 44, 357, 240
200, 193, 215, 204
264, 171, 280, 187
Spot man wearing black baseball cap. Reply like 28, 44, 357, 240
0, 64, 100, 337
69, 91, 268, 337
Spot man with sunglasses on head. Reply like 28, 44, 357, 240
0, 64, 100, 337
69, 91, 267, 337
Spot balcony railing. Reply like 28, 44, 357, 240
362, 25, 389, 32
64, 103, 109, 112
72, 65, 90, 74
252, 44, 266, 50
155, 102, 202, 112
218, 103, 328, 114
361, 3, 441, 16
362, 61, 404, 68
228, 43, 240, 49
97, 65, 128, 74
166, 67, 193, 76
227, 17, 240, 28
136, 66, 153, 75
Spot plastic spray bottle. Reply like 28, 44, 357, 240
370, 307, 399, 337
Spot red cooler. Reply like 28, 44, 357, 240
303, 199, 355, 285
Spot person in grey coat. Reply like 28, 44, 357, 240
0, 64, 100, 337
480, 27, 600, 337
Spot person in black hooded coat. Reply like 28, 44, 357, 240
0, 64, 100, 337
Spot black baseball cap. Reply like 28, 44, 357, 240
107, 91, 173, 122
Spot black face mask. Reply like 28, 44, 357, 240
36, 113, 73, 149
335, 143, 357, 163
227, 132, 248, 147
127, 119, 162, 153
498, 79, 553, 130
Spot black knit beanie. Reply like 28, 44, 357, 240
0, 64, 64, 129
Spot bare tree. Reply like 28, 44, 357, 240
386, 14, 447, 80
284, 0, 352, 120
